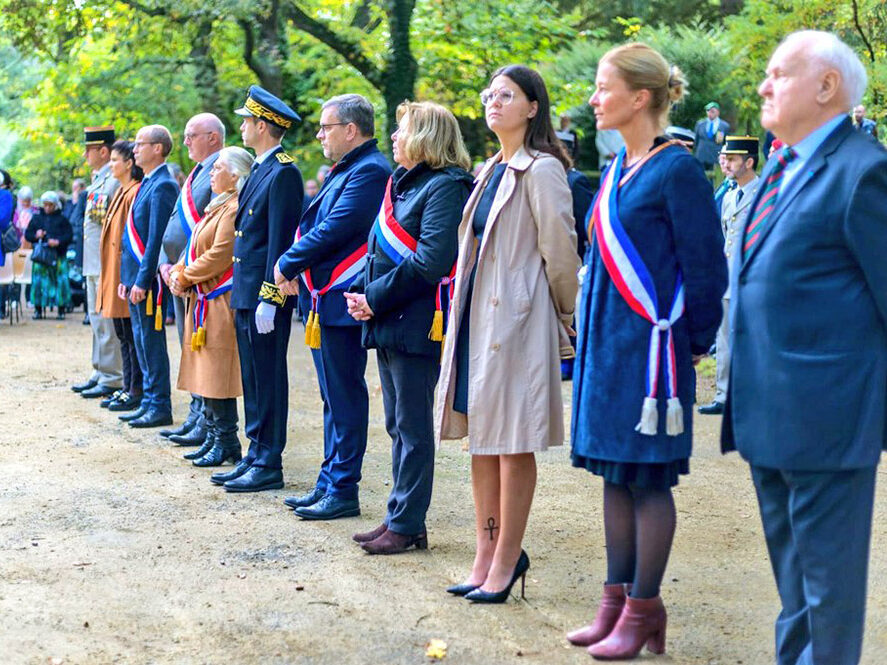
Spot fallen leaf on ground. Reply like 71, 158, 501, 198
425, 639, 447, 659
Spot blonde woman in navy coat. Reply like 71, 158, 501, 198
568, 43, 726, 660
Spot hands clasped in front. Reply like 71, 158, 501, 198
344, 292, 373, 321
273, 263, 300, 297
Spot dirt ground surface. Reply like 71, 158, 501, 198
2, 316, 887, 665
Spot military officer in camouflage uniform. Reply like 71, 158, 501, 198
72, 126, 123, 399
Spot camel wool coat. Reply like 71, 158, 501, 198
96, 180, 139, 319
173, 195, 242, 399
435, 147, 580, 454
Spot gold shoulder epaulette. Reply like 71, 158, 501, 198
259, 281, 287, 306
276, 153, 293, 164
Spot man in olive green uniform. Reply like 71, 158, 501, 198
71, 126, 123, 398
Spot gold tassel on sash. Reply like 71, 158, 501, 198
304, 311, 315, 346
190, 331, 199, 352
154, 301, 163, 331
428, 309, 444, 342
309, 314, 321, 349
197, 326, 206, 347
145, 290, 153, 316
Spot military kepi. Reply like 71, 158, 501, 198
235, 85, 301, 129
84, 126, 115, 145
721, 135, 759, 156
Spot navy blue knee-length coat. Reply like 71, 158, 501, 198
571, 142, 727, 463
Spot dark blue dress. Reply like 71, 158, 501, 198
571, 141, 727, 488
453, 163, 507, 414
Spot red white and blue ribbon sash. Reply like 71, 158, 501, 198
123, 183, 144, 264
372, 178, 417, 265
176, 166, 203, 237
294, 225, 367, 309
591, 142, 685, 436
184, 220, 233, 331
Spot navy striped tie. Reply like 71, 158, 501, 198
743, 146, 797, 260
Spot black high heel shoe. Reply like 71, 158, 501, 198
464, 550, 529, 603
446, 582, 481, 596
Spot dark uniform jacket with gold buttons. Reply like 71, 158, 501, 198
231, 146, 303, 310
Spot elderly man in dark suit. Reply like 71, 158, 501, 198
274, 94, 391, 521
722, 30, 887, 665
693, 102, 730, 170
156, 113, 225, 445
118, 125, 179, 428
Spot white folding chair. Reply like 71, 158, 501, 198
0, 254, 19, 324
12, 249, 32, 317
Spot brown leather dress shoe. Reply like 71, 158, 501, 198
352, 523, 387, 543
361, 529, 427, 555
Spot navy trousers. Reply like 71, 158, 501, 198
128, 292, 171, 414
309, 324, 368, 500
172, 293, 204, 425
235, 307, 291, 469
750, 465, 876, 665
377, 348, 439, 535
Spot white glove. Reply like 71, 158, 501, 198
255, 301, 276, 334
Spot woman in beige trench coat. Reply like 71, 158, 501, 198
436, 65, 580, 603
170, 146, 253, 468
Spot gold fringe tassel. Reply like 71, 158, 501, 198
145, 290, 153, 316
309, 315, 322, 349
304, 311, 315, 346
428, 309, 444, 342
154, 302, 163, 331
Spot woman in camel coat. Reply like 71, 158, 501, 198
170, 146, 252, 468
97, 140, 143, 412
435, 65, 579, 604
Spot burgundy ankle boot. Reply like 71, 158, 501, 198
588, 595, 666, 660
566, 583, 629, 646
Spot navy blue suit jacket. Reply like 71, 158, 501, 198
120, 165, 179, 290
231, 146, 303, 311
722, 118, 887, 470
277, 139, 391, 327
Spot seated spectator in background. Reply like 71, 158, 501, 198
25, 191, 73, 320
14, 186, 38, 249
852, 104, 878, 138
595, 127, 625, 169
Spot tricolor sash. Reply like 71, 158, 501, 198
176, 166, 203, 237
294, 225, 367, 349
123, 184, 144, 264
183, 222, 233, 351
590, 142, 686, 437
371, 176, 456, 344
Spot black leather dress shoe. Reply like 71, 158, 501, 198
169, 425, 207, 447
100, 389, 125, 408
71, 379, 98, 393
283, 487, 325, 509
109, 393, 142, 412
119, 405, 149, 422
223, 466, 284, 493
128, 408, 173, 428
294, 494, 360, 521
81, 384, 117, 399
159, 418, 197, 439
211, 460, 251, 486
698, 400, 725, 415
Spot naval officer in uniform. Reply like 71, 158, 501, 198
72, 126, 123, 399
210, 85, 303, 493
699, 136, 759, 415
157, 114, 225, 444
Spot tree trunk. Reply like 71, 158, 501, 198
381, 0, 418, 147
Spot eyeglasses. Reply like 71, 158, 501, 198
184, 131, 213, 141
318, 122, 347, 135
480, 88, 515, 107
133, 141, 160, 147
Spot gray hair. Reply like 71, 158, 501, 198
322, 94, 375, 137
40, 190, 61, 209
781, 30, 868, 109
217, 146, 254, 193
18, 186, 33, 201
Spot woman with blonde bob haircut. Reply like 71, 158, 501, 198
567, 43, 726, 659
344, 101, 473, 554
170, 146, 254, 468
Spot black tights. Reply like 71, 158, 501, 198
603, 481, 676, 599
